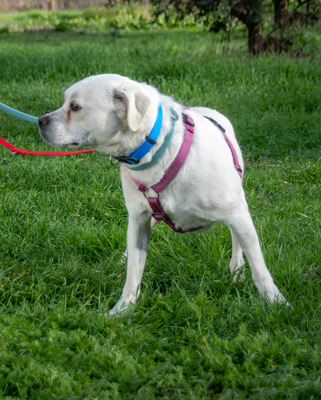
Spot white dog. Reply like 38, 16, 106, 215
38, 74, 286, 315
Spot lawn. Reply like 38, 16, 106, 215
0, 23, 320, 400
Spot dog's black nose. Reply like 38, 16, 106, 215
38, 115, 51, 127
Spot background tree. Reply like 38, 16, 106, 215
228, 0, 264, 54
273, 0, 289, 28
153, 0, 264, 54
153, 0, 320, 55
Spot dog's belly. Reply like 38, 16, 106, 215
163, 203, 219, 232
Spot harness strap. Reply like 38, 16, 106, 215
133, 111, 203, 233
152, 113, 194, 194
147, 197, 201, 233
132, 110, 244, 234
204, 116, 243, 178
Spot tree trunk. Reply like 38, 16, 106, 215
49, 0, 56, 11
229, 0, 264, 55
273, 0, 289, 28
248, 21, 263, 55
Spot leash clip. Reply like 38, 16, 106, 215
109, 156, 119, 166
10, 151, 19, 156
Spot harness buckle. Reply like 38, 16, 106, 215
145, 136, 157, 145
152, 211, 170, 221
114, 155, 140, 165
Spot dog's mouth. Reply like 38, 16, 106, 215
39, 127, 95, 148
40, 133, 80, 148
65, 137, 97, 149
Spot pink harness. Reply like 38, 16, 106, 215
132, 111, 243, 233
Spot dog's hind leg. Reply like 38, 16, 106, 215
229, 228, 245, 282
227, 208, 286, 303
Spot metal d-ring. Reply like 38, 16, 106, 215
109, 156, 119, 166
171, 109, 179, 121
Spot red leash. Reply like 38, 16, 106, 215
0, 101, 96, 156
0, 136, 95, 156
0, 101, 95, 156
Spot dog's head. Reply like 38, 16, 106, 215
38, 74, 158, 154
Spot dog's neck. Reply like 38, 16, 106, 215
122, 106, 187, 190
113, 104, 164, 166
127, 108, 178, 172
108, 94, 185, 171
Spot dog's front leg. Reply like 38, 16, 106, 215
109, 214, 151, 316
120, 218, 158, 264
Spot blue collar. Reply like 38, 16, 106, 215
115, 105, 163, 165
128, 109, 178, 171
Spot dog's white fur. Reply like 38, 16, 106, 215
39, 74, 286, 315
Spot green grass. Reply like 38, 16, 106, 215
0, 26, 320, 399
0, 6, 205, 34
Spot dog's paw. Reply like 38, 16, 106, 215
232, 267, 246, 283
230, 255, 245, 283
264, 285, 289, 306
108, 292, 136, 316
275, 293, 291, 307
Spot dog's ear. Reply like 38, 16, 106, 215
113, 86, 150, 132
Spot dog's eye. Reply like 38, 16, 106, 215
70, 103, 81, 112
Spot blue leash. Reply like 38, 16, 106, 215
0, 101, 96, 156
0, 101, 38, 124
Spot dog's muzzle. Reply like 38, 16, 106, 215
38, 114, 51, 128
